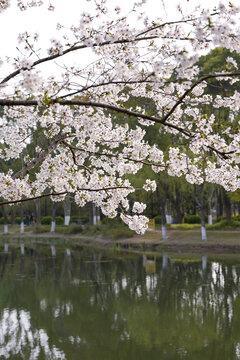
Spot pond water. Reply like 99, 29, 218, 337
0, 244, 240, 359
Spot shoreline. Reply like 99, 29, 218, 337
2, 229, 240, 254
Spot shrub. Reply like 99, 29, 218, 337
56, 216, 64, 225
71, 216, 80, 223
15, 217, 21, 224
154, 215, 161, 224
232, 215, 240, 222
102, 217, 121, 225
0, 216, 11, 224
70, 224, 83, 234
71, 215, 89, 224
207, 219, 240, 230
41, 216, 52, 225
216, 215, 226, 222
184, 214, 201, 224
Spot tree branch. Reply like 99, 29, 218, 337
12, 133, 70, 180
162, 72, 240, 123
0, 98, 191, 136
63, 141, 166, 168
0, 186, 132, 206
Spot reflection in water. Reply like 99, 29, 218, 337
4, 243, 8, 254
0, 309, 65, 359
0, 247, 239, 359
20, 243, 24, 256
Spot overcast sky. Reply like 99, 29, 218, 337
0, 0, 237, 79
0, 0, 236, 54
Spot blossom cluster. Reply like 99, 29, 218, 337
0, 1, 240, 233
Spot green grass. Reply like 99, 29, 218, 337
170, 224, 201, 230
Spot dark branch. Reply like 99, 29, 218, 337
12, 133, 69, 180
0, 186, 131, 206
162, 72, 240, 123
0, 98, 191, 136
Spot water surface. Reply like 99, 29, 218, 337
0, 244, 240, 359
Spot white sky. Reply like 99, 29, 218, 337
0, 0, 236, 54
0, 0, 238, 80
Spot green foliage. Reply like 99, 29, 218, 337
14, 217, 21, 224
184, 215, 201, 224
71, 216, 80, 223
154, 215, 161, 224
102, 217, 122, 225
207, 220, 240, 230
41, 216, 52, 225
198, 47, 240, 94
0, 217, 11, 224
71, 215, 89, 224
55, 216, 64, 225
216, 216, 226, 222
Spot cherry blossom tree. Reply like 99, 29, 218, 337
1, 0, 240, 235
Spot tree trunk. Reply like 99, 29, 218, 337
64, 194, 71, 226
20, 202, 24, 233
1, 206, 8, 234
88, 202, 94, 225
217, 186, 223, 217
174, 187, 184, 223
35, 199, 41, 226
156, 185, 168, 240
223, 188, 232, 220
200, 204, 207, 241
194, 184, 207, 241
161, 205, 168, 240
51, 201, 56, 232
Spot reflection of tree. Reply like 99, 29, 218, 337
0, 308, 66, 359
0, 249, 240, 358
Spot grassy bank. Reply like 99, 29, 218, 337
2, 223, 240, 254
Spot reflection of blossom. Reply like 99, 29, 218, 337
0, 309, 66, 359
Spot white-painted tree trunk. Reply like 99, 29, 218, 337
201, 225, 207, 241
20, 221, 24, 233
20, 202, 24, 233
4, 243, 8, 253
4, 224, 8, 234
166, 215, 172, 224
64, 215, 70, 226
51, 221, 55, 233
161, 223, 168, 240
93, 205, 97, 225
64, 195, 71, 226
208, 214, 212, 225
